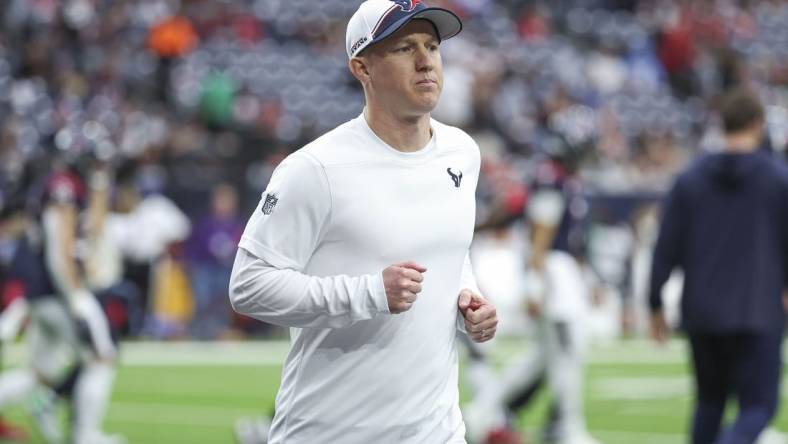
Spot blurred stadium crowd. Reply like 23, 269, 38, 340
1, 0, 788, 342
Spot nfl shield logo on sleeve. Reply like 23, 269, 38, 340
261, 193, 278, 215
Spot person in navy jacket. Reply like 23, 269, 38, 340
649, 87, 788, 444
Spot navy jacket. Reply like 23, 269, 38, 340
649, 150, 788, 334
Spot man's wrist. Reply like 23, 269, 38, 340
370, 273, 390, 315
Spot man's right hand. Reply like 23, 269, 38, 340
382, 261, 426, 314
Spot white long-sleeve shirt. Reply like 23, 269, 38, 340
230, 249, 388, 329
230, 114, 481, 444
231, 249, 479, 331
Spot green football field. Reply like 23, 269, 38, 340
2, 339, 787, 443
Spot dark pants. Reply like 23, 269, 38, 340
688, 331, 783, 444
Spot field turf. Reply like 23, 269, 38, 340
1, 339, 786, 443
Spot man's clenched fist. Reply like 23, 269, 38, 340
458, 289, 498, 342
383, 261, 427, 314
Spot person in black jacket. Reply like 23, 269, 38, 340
649, 87, 788, 444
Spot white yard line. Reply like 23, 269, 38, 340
106, 401, 258, 426
103, 402, 691, 444
0, 338, 782, 367
119, 341, 293, 366
122, 339, 688, 366
590, 429, 685, 444
592, 375, 691, 401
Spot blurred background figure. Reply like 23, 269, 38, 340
185, 183, 242, 340
0, 192, 33, 443
649, 88, 788, 444
466, 129, 601, 444
511, 129, 599, 444
0, 153, 125, 444
106, 160, 191, 339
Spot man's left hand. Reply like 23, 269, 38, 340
458, 289, 498, 343
783, 290, 788, 314
649, 310, 669, 345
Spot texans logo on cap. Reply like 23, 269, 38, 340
392, 0, 421, 12
346, 0, 462, 59
373, 0, 427, 38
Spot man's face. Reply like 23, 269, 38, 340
362, 20, 443, 117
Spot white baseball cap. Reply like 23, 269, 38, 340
345, 0, 462, 59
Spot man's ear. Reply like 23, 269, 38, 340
348, 56, 372, 85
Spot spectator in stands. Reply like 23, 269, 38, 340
186, 183, 242, 339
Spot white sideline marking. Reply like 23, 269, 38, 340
0, 338, 785, 368
592, 376, 691, 401
136, 339, 683, 366
118, 341, 292, 366
591, 429, 684, 444
106, 401, 258, 427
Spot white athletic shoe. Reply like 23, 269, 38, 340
462, 401, 510, 444
757, 428, 788, 444
27, 387, 63, 444
74, 431, 127, 444
234, 416, 271, 444
562, 431, 601, 444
